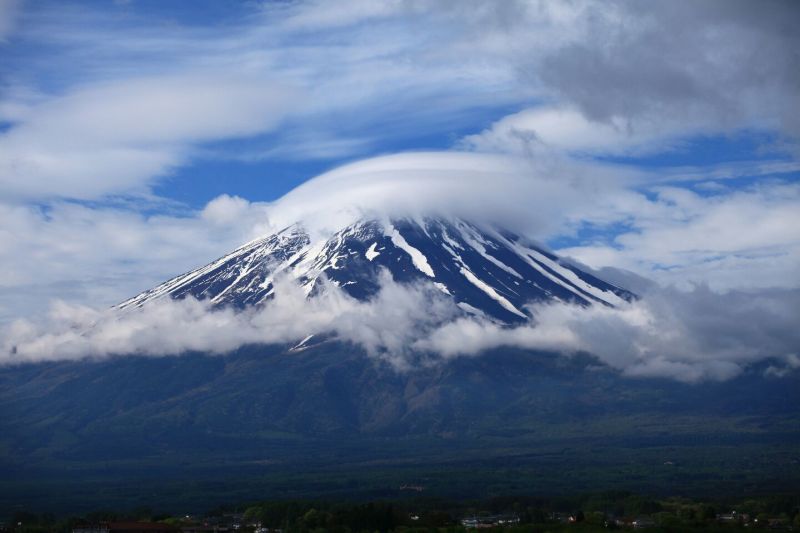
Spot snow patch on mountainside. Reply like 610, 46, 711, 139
365, 242, 380, 261
459, 267, 527, 318
385, 222, 435, 277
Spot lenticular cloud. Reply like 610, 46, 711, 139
259, 151, 633, 240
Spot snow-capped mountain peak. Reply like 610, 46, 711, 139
119, 217, 633, 322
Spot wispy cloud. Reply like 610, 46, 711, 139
5, 0, 794, 203
0, 74, 299, 201
0, 0, 20, 41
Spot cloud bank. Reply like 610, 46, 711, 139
3, 272, 798, 383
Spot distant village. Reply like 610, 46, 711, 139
53, 508, 798, 532
3, 492, 800, 533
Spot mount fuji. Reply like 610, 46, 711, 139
3, 216, 798, 513
119, 216, 633, 324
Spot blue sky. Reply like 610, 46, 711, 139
0, 0, 798, 323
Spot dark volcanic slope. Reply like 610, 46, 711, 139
1, 343, 799, 513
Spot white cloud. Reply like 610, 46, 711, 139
461, 105, 687, 156
0, 195, 272, 322
0, 74, 298, 200
558, 182, 800, 291
418, 285, 800, 383
0, 272, 459, 370
201, 194, 255, 225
